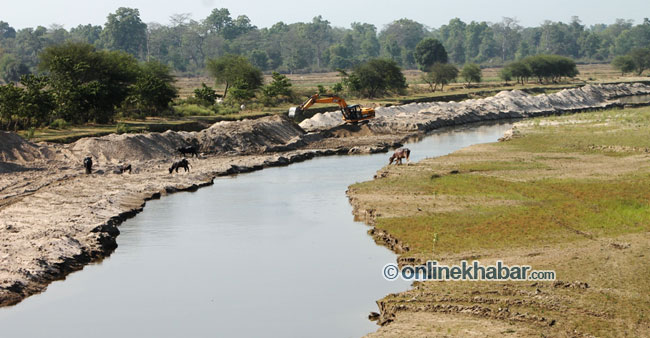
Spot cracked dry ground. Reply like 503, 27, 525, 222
348, 107, 650, 337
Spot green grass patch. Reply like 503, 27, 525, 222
374, 173, 650, 255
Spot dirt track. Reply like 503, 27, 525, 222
1, 83, 649, 309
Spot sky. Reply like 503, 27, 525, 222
2, 0, 648, 30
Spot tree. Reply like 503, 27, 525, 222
0, 21, 16, 39
206, 54, 262, 99
346, 59, 407, 98
0, 75, 54, 130
249, 50, 269, 70
0, 83, 24, 129
125, 61, 178, 116
521, 55, 578, 83
100, 7, 147, 58
39, 42, 139, 123
193, 83, 218, 106
460, 63, 482, 86
379, 19, 427, 68
0, 55, 30, 83
422, 63, 458, 92
414, 38, 448, 70
628, 48, 650, 75
611, 55, 635, 75
261, 72, 293, 105
502, 61, 531, 84
499, 67, 513, 84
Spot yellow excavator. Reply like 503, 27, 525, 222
289, 94, 375, 124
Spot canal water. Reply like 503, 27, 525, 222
0, 122, 513, 338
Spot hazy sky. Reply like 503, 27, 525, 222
2, 0, 649, 30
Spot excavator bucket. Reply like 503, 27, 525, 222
288, 106, 301, 118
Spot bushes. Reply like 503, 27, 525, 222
193, 83, 219, 106
0, 75, 54, 130
421, 63, 458, 92
460, 63, 482, 86
260, 72, 293, 106
49, 118, 69, 129
501, 54, 578, 84
343, 58, 407, 98
614, 48, 650, 75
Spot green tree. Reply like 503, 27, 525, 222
261, 72, 292, 105
206, 54, 262, 99
0, 55, 30, 83
0, 82, 23, 129
39, 42, 139, 123
249, 50, 269, 70
628, 48, 650, 75
193, 83, 218, 106
124, 61, 178, 116
611, 55, 635, 75
422, 63, 458, 92
347, 59, 407, 98
414, 38, 448, 70
499, 67, 513, 84
379, 19, 427, 68
460, 63, 482, 86
100, 7, 147, 58
502, 61, 531, 84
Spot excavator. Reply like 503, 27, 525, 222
288, 94, 375, 124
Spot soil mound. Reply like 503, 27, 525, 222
68, 115, 305, 162
328, 124, 378, 138
70, 130, 190, 163
0, 131, 48, 163
196, 115, 305, 154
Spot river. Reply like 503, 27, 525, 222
0, 121, 513, 338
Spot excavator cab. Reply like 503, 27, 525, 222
343, 104, 375, 123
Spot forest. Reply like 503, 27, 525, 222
1, 7, 649, 80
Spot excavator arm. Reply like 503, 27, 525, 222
289, 93, 375, 124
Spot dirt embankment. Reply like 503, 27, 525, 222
300, 83, 650, 132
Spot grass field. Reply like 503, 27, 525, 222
350, 106, 650, 337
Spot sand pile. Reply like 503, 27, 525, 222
0, 131, 49, 163
67, 115, 306, 163
70, 130, 190, 163
299, 83, 650, 132
196, 115, 305, 154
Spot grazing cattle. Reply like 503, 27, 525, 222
177, 146, 198, 157
83, 157, 93, 174
169, 159, 190, 174
119, 164, 132, 174
389, 148, 411, 165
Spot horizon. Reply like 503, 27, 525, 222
2, 0, 648, 31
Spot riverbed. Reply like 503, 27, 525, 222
0, 122, 513, 338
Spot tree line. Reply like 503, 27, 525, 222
0, 42, 176, 130
1, 8, 649, 79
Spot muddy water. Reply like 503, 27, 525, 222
0, 122, 513, 338
617, 94, 650, 104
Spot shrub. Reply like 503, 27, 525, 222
49, 118, 69, 129
116, 123, 131, 134
193, 83, 219, 106
345, 59, 407, 98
